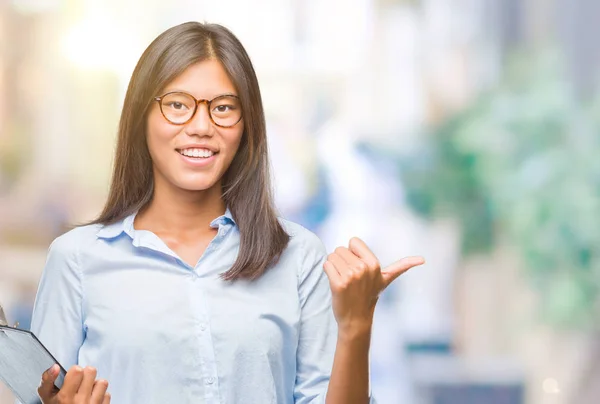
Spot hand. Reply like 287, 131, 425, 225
323, 237, 425, 336
38, 364, 111, 404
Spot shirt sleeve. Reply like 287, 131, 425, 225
293, 233, 377, 404
293, 233, 333, 404
30, 234, 85, 373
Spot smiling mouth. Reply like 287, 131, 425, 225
176, 148, 217, 158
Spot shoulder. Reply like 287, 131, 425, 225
277, 219, 332, 298
279, 218, 326, 253
47, 223, 105, 260
278, 218, 328, 272
38, 224, 104, 285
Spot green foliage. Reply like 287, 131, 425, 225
399, 51, 600, 329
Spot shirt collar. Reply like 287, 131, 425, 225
95, 207, 235, 239
95, 212, 135, 239
211, 207, 235, 228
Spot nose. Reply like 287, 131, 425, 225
185, 102, 213, 136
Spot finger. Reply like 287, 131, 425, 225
78, 366, 97, 395
103, 392, 112, 404
335, 246, 367, 273
91, 379, 109, 404
327, 252, 351, 277
60, 365, 84, 397
323, 260, 342, 285
348, 237, 379, 269
381, 256, 425, 287
38, 364, 60, 399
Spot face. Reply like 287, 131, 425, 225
146, 59, 244, 195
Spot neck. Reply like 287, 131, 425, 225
136, 180, 226, 236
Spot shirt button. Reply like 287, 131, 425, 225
206, 377, 215, 385
200, 324, 206, 331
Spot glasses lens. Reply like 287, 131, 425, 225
160, 93, 196, 124
210, 95, 242, 127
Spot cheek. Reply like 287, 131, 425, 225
223, 127, 244, 161
146, 115, 178, 160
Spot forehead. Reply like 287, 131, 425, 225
162, 59, 237, 99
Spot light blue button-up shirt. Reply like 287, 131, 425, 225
30, 210, 375, 403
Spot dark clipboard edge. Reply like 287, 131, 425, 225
0, 325, 68, 392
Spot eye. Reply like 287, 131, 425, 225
214, 105, 233, 113
166, 101, 188, 110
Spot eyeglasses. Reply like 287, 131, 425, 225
154, 91, 243, 128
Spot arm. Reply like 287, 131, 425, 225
326, 326, 373, 404
293, 234, 377, 404
323, 238, 425, 404
30, 235, 111, 404
31, 236, 85, 370
293, 235, 337, 404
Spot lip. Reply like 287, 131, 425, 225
176, 144, 219, 153
177, 150, 217, 167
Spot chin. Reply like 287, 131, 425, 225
179, 184, 215, 192
176, 179, 219, 192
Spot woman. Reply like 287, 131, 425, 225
33, 22, 424, 404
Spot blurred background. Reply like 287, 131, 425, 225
1, 0, 599, 403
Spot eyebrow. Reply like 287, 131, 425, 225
160, 89, 238, 98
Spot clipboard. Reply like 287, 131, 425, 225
0, 325, 67, 404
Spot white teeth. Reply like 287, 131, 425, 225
179, 148, 214, 158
